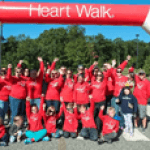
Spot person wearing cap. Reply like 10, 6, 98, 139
133, 70, 150, 133
116, 83, 138, 137
73, 65, 90, 83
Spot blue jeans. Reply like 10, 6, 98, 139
80, 128, 98, 141
111, 97, 119, 116
0, 100, 8, 120
111, 96, 124, 127
30, 98, 41, 109
46, 100, 60, 113
9, 96, 26, 124
0, 134, 8, 143
51, 129, 62, 138
25, 129, 47, 142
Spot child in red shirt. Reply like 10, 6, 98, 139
24, 95, 47, 145
98, 106, 119, 144
61, 102, 78, 138
0, 117, 7, 146
77, 99, 98, 141
42, 104, 63, 141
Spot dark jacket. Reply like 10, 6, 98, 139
118, 89, 138, 114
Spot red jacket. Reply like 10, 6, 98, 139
0, 125, 6, 139
62, 103, 78, 132
9, 76, 27, 100
26, 61, 44, 99
26, 96, 44, 131
90, 77, 107, 103
106, 77, 114, 96
111, 68, 128, 97
73, 81, 90, 104
45, 75, 64, 101
133, 75, 150, 105
43, 107, 63, 135
0, 73, 12, 101
60, 78, 74, 103
99, 110, 119, 135
77, 100, 96, 128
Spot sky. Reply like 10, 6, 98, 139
2, 0, 150, 42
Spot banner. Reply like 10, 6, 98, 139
0, 2, 150, 34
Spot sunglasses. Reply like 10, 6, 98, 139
16, 72, 21, 73
48, 110, 55, 113
139, 73, 145, 76
67, 108, 73, 111
97, 74, 103, 77
117, 70, 122, 73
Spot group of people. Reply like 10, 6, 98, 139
0, 55, 150, 146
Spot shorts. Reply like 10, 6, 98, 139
137, 104, 146, 119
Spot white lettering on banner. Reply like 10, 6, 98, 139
30, 4, 71, 17
29, 4, 114, 19
76, 5, 114, 18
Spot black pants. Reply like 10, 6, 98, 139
105, 95, 113, 114
103, 132, 117, 142
80, 128, 98, 141
63, 131, 77, 138
94, 101, 106, 134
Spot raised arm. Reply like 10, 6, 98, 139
6, 64, 12, 81
39, 94, 45, 114
37, 57, 44, 81
98, 106, 105, 121
117, 55, 131, 71
26, 97, 31, 120
17, 60, 23, 68
51, 58, 59, 71
89, 98, 95, 114
45, 69, 52, 83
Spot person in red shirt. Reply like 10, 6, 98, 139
45, 69, 64, 113
110, 56, 131, 116
60, 69, 74, 103
90, 69, 111, 134
73, 65, 90, 83
24, 95, 47, 145
17, 60, 30, 81
0, 64, 12, 120
77, 99, 98, 141
42, 103, 63, 141
133, 70, 150, 133
98, 105, 119, 144
26, 57, 44, 109
9, 64, 27, 125
73, 74, 91, 106
61, 102, 78, 138
0, 117, 8, 146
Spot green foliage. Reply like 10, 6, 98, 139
1, 25, 150, 74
